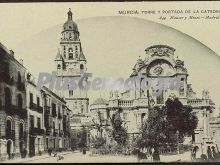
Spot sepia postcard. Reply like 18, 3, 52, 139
0, 1, 220, 163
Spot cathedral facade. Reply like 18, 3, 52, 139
91, 45, 216, 152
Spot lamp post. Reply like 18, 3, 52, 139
176, 130, 180, 155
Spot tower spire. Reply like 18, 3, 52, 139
68, 8, 72, 20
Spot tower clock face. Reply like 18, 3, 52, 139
148, 61, 174, 76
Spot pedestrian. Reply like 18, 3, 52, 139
199, 154, 208, 162
135, 148, 148, 162
48, 147, 52, 156
191, 148, 196, 161
148, 147, 154, 162
211, 146, 219, 161
152, 147, 160, 162
215, 144, 220, 161
207, 146, 213, 161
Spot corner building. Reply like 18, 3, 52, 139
0, 43, 27, 160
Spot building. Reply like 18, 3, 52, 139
54, 9, 90, 148
0, 43, 27, 160
26, 73, 44, 157
90, 98, 113, 145
54, 8, 89, 118
0, 41, 72, 160
91, 45, 216, 151
42, 86, 71, 152
209, 108, 220, 149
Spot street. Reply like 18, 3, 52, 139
3, 151, 191, 163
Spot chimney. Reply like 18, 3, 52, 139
9, 50, 14, 57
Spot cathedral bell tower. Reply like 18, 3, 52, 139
55, 9, 89, 116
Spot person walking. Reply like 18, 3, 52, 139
211, 146, 219, 161
152, 147, 160, 162
207, 146, 213, 161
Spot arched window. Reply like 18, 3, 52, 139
57, 64, 61, 70
5, 87, 11, 108
6, 120, 12, 141
68, 48, 73, 60
6, 119, 12, 131
19, 123, 24, 139
80, 64, 84, 70
69, 32, 72, 39
17, 94, 23, 110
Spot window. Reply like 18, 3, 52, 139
37, 97, 40, 107
17, 71, 21, 85
6, 120, 12, 132
69, 48, 73, 59
179, 78, 185, 96
69, 32, 72, 39
46, 138, 49, 149
81, 108, 83, 114
52, 103, 56, 115
156, 90, 164, 104
30, 115, 34, 129
37, 117, 41, 128
57, 64, 61, 70
19, 123, 24, 139
53, 122, 55, 131
30, 93, 33, 107
69, 90, 73, 97
80, 64, 84, 70
5, 87, 11, 108
17, 94, 22, 110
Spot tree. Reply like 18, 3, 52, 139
111, 108, 128, 146
138, 98, 198, 151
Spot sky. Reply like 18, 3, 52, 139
0, 2, 220, 115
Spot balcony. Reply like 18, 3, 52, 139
44, 106, 50, 115
59, 130, 64, 137
52, 110, 57, 117
6, 130, 15, 140
45, 128, 52, 135
187, 99, 212, 108
19, 131, 27, 140
58, 112, 62, 119
53, 129, 58, 136
119, 100, 133, 108
1, 72, 12, 85
30, 103, 43, 113
29, 127, 45, 136
64, 130, 70, 137
17, 82, 25, 91
44, 115, 53, 129
3, 105, 27, 118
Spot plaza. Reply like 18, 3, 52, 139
0, 6, 220, 163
